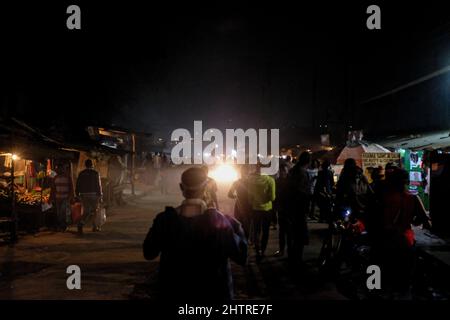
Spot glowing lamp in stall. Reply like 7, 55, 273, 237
209, 164, 238, 183
11, 154, 19, 161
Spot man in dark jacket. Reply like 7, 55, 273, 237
75, 159, 103, 234
285, 151, 311, 267
143, 167, 247, 301
274, 163, 290, 257
314, 160, 335, 223
228, 165, 251, 240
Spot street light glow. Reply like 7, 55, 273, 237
209, 164, 238, 183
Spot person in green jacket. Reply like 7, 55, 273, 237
247, 163, 276, 259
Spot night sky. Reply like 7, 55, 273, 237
2, 1, 449, 146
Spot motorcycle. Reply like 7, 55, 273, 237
318, 205, 371, 276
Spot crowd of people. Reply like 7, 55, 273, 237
228, 152, 328, 266
143, 153, 432, 300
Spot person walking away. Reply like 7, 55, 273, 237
160, 167, 169, 195
162, 153, 170, 169
306, 159, 320, 219
108, 156, 125, 205
314, 160, 335, 223
144, 154, 154, 186
369, 166, 384, 195
273, 163, 290, 257
377, 167, 431, 297
228, 165, 252, 240
50, 163, 74, 231
153, 153, 162, 186
201, 165, 220, 209
335, 158, 372, 223
285, 151, 311, 267
75, 159, 103, 234
247, 163, 276, 260
143, 167, 247, 301
159, 172, 169, 195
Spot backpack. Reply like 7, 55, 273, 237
354, 176, 368, 195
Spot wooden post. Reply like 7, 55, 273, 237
10, 156, 18, 243
131, 133, 136, 196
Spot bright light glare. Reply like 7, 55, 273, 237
11, 154, 19, 161
209, 164, 238, 183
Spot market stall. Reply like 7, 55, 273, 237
377, 130, 450, 212
0, 118, 131, 241
0, 153, 55, 235
361, 151, 401, 181
0, 123, 78, 240
336, 142, 391, 168
336, 142, 397, 181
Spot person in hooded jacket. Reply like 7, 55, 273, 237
143, 167, 247, 301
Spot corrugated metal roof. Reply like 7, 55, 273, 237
379, 130, 450, 150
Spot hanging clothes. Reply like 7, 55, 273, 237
47, 159, 52, 176
4, 155, 12, 168
26, 161, 37, 191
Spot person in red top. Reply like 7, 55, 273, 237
379, 167, 431, 295
50, 163, 74, 232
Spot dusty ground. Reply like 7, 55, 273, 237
0, 181, 345, 300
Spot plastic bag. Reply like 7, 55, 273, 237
95, 207, 107, 227
41, 202, 53, 212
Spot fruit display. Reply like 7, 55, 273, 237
17, 191, 50, 205
0, 188, 50, 206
